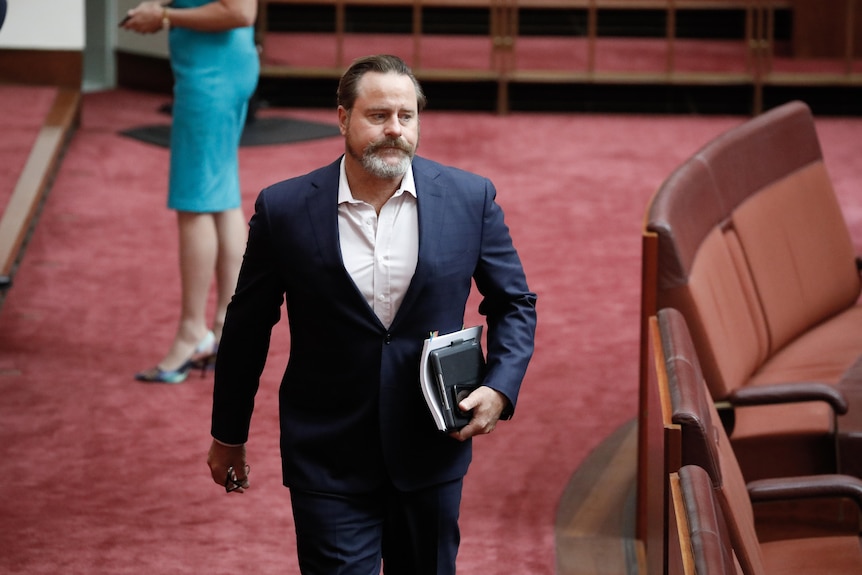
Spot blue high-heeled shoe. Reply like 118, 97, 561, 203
135, 331, 216, 384
134, 363, 193, 384
190, 341, 218, 378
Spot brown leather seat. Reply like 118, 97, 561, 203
659, 307, 862, 575
643, 100, 862, 480
674, 465, 743, 575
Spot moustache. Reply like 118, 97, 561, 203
366, 138, 413, 155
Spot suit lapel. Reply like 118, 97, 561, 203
393, 158, 445, 328
306, 157, 448, 332
305, 159, 342, 267
304, 159, 384, 328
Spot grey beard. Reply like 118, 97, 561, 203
357, 137, 416, 179
361, 151, 412, 179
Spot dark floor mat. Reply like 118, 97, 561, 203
119, 116, 341, 148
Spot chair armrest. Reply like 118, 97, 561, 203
728, 382, 848, 415
748, 474, 862, 511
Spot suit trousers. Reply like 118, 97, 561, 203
289, 478, 463, 575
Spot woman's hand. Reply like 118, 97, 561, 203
120, 1, 167, 34
120, 0, 257, 33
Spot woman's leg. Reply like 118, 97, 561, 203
211, 207, 247, 340
157, 211, 218, 371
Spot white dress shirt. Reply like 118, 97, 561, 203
337, 158, 419, 328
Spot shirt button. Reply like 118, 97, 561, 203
385, 333, 392, 344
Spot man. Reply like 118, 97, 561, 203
207, 54, 537, 574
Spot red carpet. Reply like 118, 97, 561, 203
1, 88, 860, 573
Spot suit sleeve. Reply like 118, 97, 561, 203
211, 190, 285, 444
473, 179, 537, 418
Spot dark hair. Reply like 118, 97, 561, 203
337, 54, 427, 112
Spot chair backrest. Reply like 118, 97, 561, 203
658, 307, 766, 575
639, 314, 683, 575
673, 465, 745, 575
645, 100, 860, 400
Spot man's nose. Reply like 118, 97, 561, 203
383, 115, 402, 136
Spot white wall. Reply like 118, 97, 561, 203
0, 0, 86, 49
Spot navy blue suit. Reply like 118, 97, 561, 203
212, 155, 536, 497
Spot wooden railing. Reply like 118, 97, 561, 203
255, 0, 861, 114
0, 87, 80, 289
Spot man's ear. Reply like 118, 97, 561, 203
337, 106, 350, 135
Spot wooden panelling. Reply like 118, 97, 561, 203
0, 50, 82, 88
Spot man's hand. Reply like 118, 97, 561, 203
207, 440, 250, 493
449, 386, 509, 441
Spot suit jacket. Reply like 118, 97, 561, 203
212, 155, 537, 493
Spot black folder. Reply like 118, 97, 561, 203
429, 338, 486, 431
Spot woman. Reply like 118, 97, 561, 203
122, 0, 259, 383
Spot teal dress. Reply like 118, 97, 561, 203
167, 0, 259, 212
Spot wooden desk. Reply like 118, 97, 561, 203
792, 0, 861, 58
254, 0, 798, 114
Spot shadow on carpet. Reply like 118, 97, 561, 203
119, 116, 342, 148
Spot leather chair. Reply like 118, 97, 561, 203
643, 101, 862, 480
673, 465, 743, 575
659, 306, 862, 575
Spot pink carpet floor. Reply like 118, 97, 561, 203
1, 87, 860, 573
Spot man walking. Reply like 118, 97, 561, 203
207, 54, 537, 574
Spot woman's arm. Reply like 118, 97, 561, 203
121, 0, 256, 34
